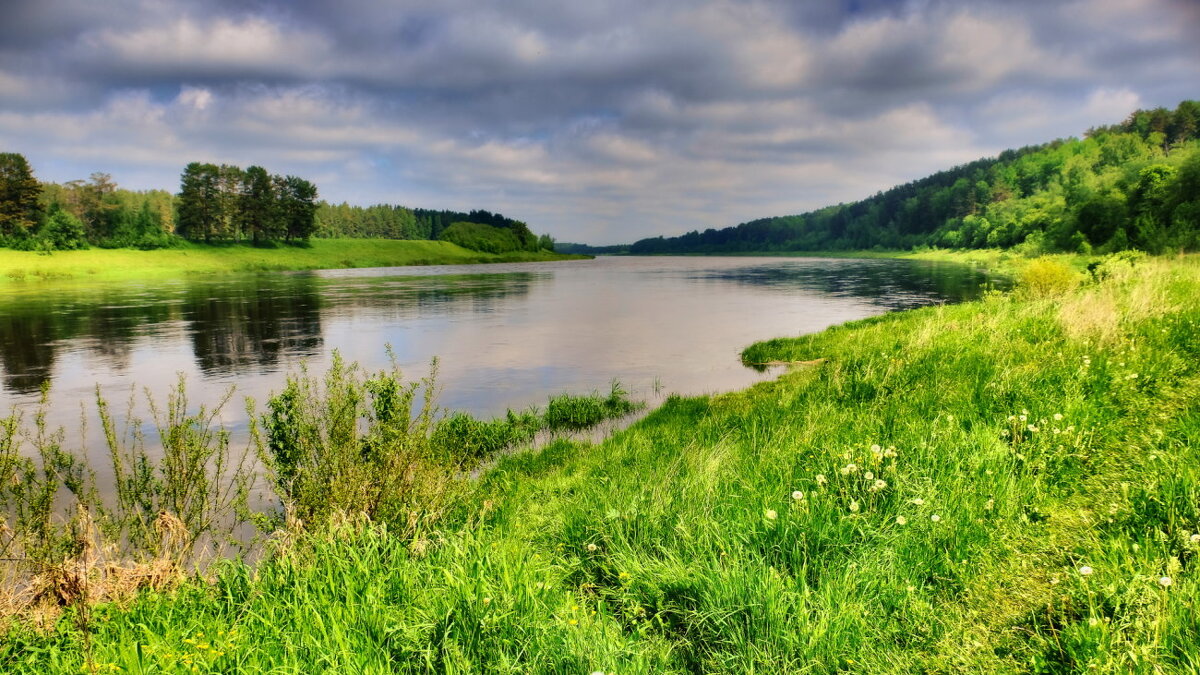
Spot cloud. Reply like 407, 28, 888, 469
0, 0, 1197, 244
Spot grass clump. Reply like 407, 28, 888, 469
543, 381, 642, 431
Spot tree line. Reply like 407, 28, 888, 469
0, 156, 551, 252
632, 100, 1200, 255
176, 162, 317, 244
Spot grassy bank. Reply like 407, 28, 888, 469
0, 239, 588, 284
4, 253, 1200, 672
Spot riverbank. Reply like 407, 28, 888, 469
0, 239, 589, 284
4, 252, 1199, 672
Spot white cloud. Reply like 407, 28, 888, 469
0, 0, 1196, 243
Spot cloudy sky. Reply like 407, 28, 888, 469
2, 0, 1197, 244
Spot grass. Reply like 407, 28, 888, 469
3, 252, 1200, 672
0, 239, 588, 284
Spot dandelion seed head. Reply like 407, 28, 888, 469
910, 498, 925, 506
586, 543, 598, 552
896, 515, 907, 525
1054, 413, 1064, 421
765, 509, 778, 520
870, 444, 882, 453
871, 479, 887, 492
864, 471, 875, 480
792, 490, 804, 501
815, 474, 828, 485
1159, 576, 1173, 587
1079, 565, 1093, 576
931, 514, 941, 522
1190, 534, 1200, 544
849, 501, 860, 513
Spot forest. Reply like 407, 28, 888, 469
0, 157, 553, 253
631, 101, 1200, 255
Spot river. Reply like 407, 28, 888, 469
0, 255, 997, 459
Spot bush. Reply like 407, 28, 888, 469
439, 221, 524, 253
1016, 258, 1078, 298
39, 210, 88, 250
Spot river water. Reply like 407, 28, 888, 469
0, 256, 997, 457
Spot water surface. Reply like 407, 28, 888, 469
0, 256, 997, 456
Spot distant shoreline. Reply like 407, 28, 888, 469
0, 238, 590, 284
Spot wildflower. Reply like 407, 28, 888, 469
1008, 415, 1016, 422
792, 490, 804, 501
586, 543, 598, 552
815, 474, 828, 485
1053, 413, 1063, 421
906, 585, 915, 592
840, 463, 858, 475
931, 514, 941, 522
910, 498, 925, 506
1019, 414, 1028, 422
849, 501, 860, 513
883, 446, 897, 458
765, 509, 778, 520
870, 479, 887, 492
870, 444, 882, 453
1027, 425, 1038, 433
985, 498, 995, 511
1079, 565, 1093, 576
896, 515, 907, 525
864, 471, 875, 480
1088, 617, 1099, 627
483, 597, 492, 605
1191, 534, 1200, 544
569, 619, 578, 626
1159, 576, 1173, 587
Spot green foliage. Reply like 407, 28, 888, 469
544, 381, 641, 431
431, 410, 541, 467
38, 209, 88, 251
0, 152, 43, 242
631, 100, 1200, 255
438, 221, 527, 253
256, 353, 452, 532
1015, 257, 1079, 298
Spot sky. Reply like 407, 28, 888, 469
1, 0, 1197, 244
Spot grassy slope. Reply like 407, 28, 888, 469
0, 239, 587, 284
5, 255, 1200, 673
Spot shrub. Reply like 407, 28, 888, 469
1016, 258, 1078, 298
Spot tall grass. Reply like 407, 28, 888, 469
3, 253, 1199, 673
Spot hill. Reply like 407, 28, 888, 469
632, 101, 1200, 255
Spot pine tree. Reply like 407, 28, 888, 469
0, 152, 44, 240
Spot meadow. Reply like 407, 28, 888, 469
0, 239, 586, 284
1, 252, 1198, 673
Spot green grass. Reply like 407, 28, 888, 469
4, 253, 1200, 673
0, 239, 587, 284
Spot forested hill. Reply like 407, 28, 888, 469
632, 101, 1200, 255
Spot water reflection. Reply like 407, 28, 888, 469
184, 276, 324, 375
683, 258, 1003, 310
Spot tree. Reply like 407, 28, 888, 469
0, 152, 43, 240
40, 207, 89, 250
277, 175, 318, 242
177, 162, 221, 242
239, 166, 279, 244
